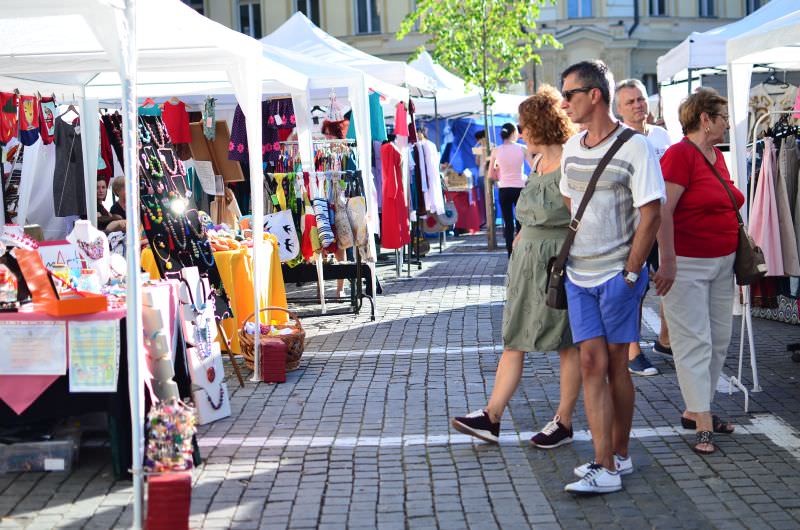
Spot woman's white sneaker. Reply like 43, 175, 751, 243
565, 463, 622, 494
573, 454, 633, 478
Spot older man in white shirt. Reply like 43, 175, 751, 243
615, 78, 673, 377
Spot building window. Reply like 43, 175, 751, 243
698, 0, 716, 18
649, 0, 666, 16
239, 0, 262, 38
745, 0, 762, 15
295, 0, 320, 26
642, 74, 659, 96
567, 0, 593, 18
181, 0, 203, 15
354, 0, 381, 34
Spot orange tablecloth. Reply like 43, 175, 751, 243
142, 236, 287, 353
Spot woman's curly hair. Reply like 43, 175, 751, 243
518, 85, 575, 145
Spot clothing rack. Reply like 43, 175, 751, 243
269, 162, 375, 320
729, 109, 798, 410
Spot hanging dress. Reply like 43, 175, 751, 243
774, 139, 800, 276
52, 118, 87, 218
502, 164, 572, 352
380, 142, 410, 250
749, 137, 784, 276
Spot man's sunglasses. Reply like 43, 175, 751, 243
561, 86, 595, 102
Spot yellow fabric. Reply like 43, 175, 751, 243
141, 235, 288, 353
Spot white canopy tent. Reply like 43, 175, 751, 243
410, 51, 526, 118
263, 12, 436, 98
0, 2, 308, 528
259, 42, 401, 239
657, 0, 798, 84
656, 0, 800, 141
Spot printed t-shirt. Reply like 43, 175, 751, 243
660, 139, 744, 259
559, 125, 666, 287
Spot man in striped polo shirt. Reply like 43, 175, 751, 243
558, 61, 665, 494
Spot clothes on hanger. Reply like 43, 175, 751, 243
750, 137, 783, 275
380, 141, 410, 250
162, 98, 192, 144
53, 116, 86, 218
773, 137, 800, 276
749, 81, 798, 138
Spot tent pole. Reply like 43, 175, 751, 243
687, 68, 693, 93
119, 0, 144, 528
434, 93, 440, 147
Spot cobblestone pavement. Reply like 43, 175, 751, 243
4, 232, 800, 529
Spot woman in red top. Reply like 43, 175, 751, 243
655, 89, 741, 455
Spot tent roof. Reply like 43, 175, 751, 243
657, 0, 798, 82
0, 0, 307, 97
410, 51, 525, 117
410, 51, 467, 93
262, 12, 435, 96
727, 10, 800, 66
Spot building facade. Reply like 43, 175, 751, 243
187, 0, 764, 94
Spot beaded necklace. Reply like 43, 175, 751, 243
143, 146, 164, 178
165, 214, 188, 249
190, 238, 215, 268
137, 117, 151, 144
151, 234, 174, 271
159, 148, 179, 176
144, 118, 167, 148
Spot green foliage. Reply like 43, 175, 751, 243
397, 0, 560, 104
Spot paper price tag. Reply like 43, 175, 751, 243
205, 117, 213, 128
274, 114, 283, 126
271, 194, 280, 206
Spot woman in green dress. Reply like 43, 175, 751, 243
452, 86, 581, 448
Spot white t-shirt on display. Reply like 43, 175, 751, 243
645, 125, 672, 159
559, 125, 666, 288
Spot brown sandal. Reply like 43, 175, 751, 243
693, 430, 715, 455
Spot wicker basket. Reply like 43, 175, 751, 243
239, 307, 305, 372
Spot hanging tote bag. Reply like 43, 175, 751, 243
546, 129, 637, 309
264, 208, 301, 263
684, 140, 767, 285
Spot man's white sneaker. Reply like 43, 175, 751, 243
573, 454, 633, 478
565, 463, 622, 494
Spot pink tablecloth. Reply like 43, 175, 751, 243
0, 307, 125, 415
446, 189, 484, 233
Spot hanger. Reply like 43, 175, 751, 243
168, 96, 181, 105
58, 103, 79, 121
141, 97, 156, 108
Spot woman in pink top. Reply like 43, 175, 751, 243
489, 122, 531, 255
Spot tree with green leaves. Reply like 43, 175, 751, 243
397, 0, 559, 250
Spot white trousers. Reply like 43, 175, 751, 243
662, 253, 736, 413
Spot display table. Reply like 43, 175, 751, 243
446, 189, 484, 233
0, 308, 133, 477
141, 236, 288, 353
0, 306, 194, 479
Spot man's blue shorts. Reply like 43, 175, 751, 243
565, 268, 648, 344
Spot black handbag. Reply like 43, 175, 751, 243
546, 128, 638, 309
683, 139, 767, 285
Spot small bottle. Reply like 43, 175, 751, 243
78, 268, 102, 294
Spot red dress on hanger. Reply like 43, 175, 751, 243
380, 141, 410, 250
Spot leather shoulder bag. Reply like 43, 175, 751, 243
684, 140, 767, 285
546, 128, 638, 309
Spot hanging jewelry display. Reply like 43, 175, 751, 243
137, 113, 231, 319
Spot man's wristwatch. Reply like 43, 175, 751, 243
623, 269, 639, 285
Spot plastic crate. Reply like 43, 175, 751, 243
0, 439, 74, 473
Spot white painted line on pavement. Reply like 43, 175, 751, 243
199, 414, 799, 454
